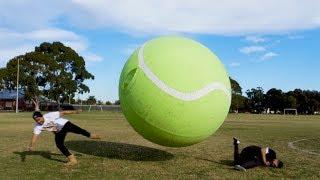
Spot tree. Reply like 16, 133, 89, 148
86, 96, 97, 105
75, 98, 83, 105
2, 42, 94, 110
284, 91, 297, 109
105, 101, 112, 105
97, 100, 104, 105
0, 68, 7, 90
292, 89, 308, 114
114, 100, 120, 105
246, 87, 265, 113
304, 90, 320, 114
309, 99, 320, 114
265, 88, 285, 113
69, 98, 76, 104
230, 77, 245, 112
230, 77, 242, 95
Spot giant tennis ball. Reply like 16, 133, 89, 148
119, 36, 231, 147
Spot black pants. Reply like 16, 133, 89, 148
55, 121, 91, 157
234, 144, 263, 169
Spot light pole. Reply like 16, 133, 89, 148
15, 58, 20, 113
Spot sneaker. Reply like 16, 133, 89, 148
234, 165, 246, 172
233, 137, 240, 145
65, 154, 78, 166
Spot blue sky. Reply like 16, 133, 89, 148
1, 0, 320, 102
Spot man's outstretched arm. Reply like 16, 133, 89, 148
60, 109, 82, 116
261, 148, 270, 166
28, 134, 39, 151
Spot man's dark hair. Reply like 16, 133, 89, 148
277, 161, 284, 168
32, 111, 43, 119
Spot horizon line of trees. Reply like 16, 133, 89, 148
72, 78, 320, 114
230, 78, 320, 115
72, 95, 120, 105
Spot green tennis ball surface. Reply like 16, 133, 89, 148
119, 36, 231, 147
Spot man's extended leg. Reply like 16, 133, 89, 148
63, 121, 100, 139
233, 137, 241, 165
240, 159, 263, 169
55, 131, 71, 156
233, 138, 246, 171
55, 131, 77, 165
63, 121, 91, 137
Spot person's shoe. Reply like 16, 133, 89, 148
234, 165, 246, 171
65, 154, 78, 166
233, 137, 240, 145
90, 134, 101, 139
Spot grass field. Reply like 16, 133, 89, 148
0, 111, 319, 179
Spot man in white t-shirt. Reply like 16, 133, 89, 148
28, 110, 100, 165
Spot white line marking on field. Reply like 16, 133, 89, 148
288, 138, 320, 156
138, 43, 231, 101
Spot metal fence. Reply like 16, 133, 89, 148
71, 104, 121, 112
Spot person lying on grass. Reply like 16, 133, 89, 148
28, 110, 100, 166
233, 138, 283, 171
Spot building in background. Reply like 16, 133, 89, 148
0, 90, 32, 111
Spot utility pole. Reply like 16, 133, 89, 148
15, 58, 20, 113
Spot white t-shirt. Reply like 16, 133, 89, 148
33, 111, 69, 135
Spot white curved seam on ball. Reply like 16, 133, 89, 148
138, 43, 231, 101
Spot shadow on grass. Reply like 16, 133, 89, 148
13, 151, 65, 163
216, 160, 234, 166
65, 140, 174, 161
195, 157, 234, 166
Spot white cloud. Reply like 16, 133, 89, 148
68, 0, 320, 35
239, 46, 266, 54
83, 53, 103, 62
0, 44, 34, 66
1, 0, 318, 65
64, 41, 88, 52
0, 28, 101, 66
1, 0, 320, 36
245, 36, 266, 43
0, 0, 69, 30
24, 29, 82, 42
229, 62, 240, 67
261, 52, 278, 60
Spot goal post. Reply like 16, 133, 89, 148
284, 108, 298, 115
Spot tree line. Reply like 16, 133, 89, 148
73, 96, 120, 105
230, 78, 320, 114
